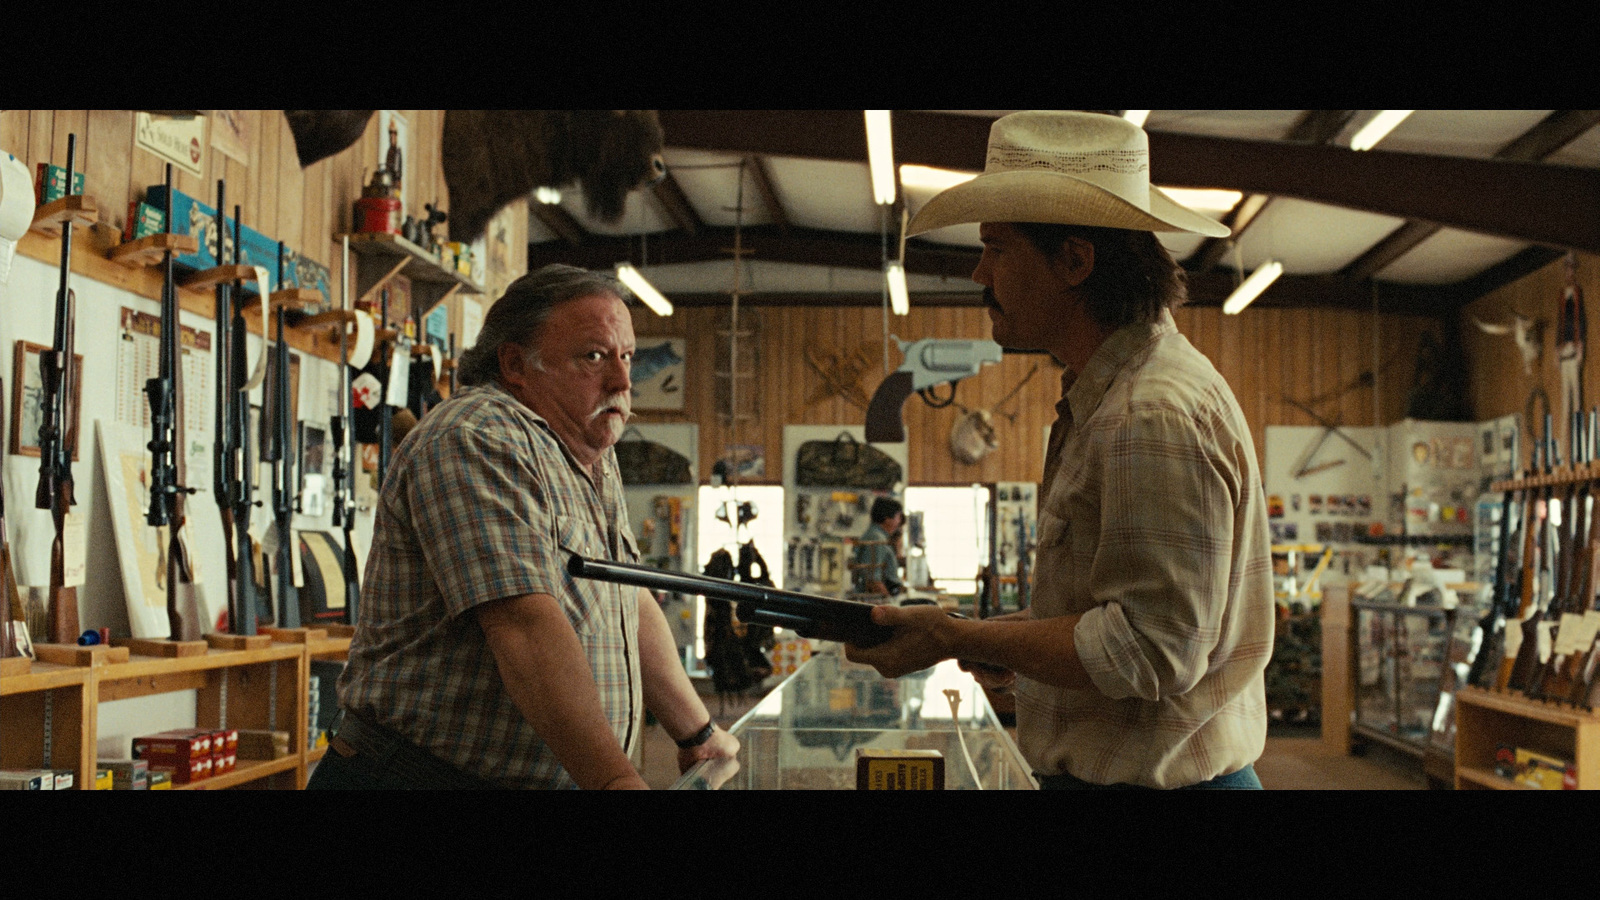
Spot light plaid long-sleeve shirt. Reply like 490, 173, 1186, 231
1017, 309, 1275, 788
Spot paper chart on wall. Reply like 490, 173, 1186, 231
114, 307, 214, 492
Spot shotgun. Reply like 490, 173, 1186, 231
1466, 463, 1526, 689
568, 554, 893, 647
144, 163, 197, 641
36, 134, 81, 645
2, 374, 20, 657
378, 288, 394, 489
227, 205, 260, 635
330, 236, 360, 624
211, 180, 243, 635
1501, 416, 1556, 691
266, 243, 300, 628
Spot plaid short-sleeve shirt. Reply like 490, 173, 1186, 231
1018, 309, 1275, 789
338, 383, 642, 789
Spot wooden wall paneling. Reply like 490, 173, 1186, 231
275, 115, 303, 262
87, 110, 132, 237
27, 110, 54, 173
51, 111, 88, 180
255, 109, 279, 242
0, 109, 28, 158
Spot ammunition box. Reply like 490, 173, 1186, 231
856, 749, 945, 790
34, 163, 84, 205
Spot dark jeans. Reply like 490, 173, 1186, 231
1038, 764, 1263, 791
306, 711, 502, 790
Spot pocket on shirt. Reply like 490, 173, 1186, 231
1031, 507, 1075, 616
556, 519, 610, 636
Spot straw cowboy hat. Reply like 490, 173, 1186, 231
906, 110, 1231, 239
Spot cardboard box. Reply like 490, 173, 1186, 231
123, 200, 166, 242
99, 759, 149, 790
1515, 748, 1576, 790
94, 769, 114, 791
148, 770, 172, 790
35, 163, 84, 205
856, 749, 945, 790
52, 771, 74, 791
147, 756, 210, 785
143, 185, 329, 309
133, 730, 211, 760
0, 770, 52, 790
209, 728, 238, 755
236, 729, 292, 760
211, 751, 236, 776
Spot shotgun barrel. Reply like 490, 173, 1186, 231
228, 206, 259, 636
567, 554, 893, 647
269, 242, 300, 628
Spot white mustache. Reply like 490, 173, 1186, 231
590, 393, 632, 421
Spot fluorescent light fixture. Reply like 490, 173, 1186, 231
535, 186, 562, 204
886, 262, 910, 316
899, 164, 978, 192
1123, 110, 1151, 128
865, 110, 896, 205
1157, 187, 1243, 215
615, 263, 673, 316
1350, 110, 1414, 151
1222, 260, 1283, 315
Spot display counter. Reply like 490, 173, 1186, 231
671, 645, 1036, 790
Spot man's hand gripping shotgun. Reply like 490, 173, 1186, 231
865, 336, 1004, 443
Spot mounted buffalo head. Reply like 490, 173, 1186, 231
442, 110, 665, 243
284, 110, 375, 167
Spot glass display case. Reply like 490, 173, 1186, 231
671, 645, 1036, 790
1351, 600, 1458, 759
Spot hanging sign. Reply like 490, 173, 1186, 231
136, 112, 206, 177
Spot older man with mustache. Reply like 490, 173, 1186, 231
313, 265, 737, 790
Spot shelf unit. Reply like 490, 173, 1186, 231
1454, 686, 1600, 790
0, 629, 351, 790
339, 232, 482, 320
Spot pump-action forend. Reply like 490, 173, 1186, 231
865, 336, 1003, 443
567, 555, 893, 647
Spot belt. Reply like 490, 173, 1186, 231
329, 711, 501, 790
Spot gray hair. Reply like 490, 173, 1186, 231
456, 264, 634, 387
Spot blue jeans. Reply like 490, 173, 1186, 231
1037, 764, 1263, 790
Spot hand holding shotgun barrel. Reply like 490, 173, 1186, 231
36, 134, 83, 645
145, 163, 198, 641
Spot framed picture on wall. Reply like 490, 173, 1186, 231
11, 340, 83, 459
630, 338, 686, 411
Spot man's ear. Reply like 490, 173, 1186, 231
497, 342, 531, 391
1051, 236, 1096, 288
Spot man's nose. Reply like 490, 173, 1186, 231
608, 355, 632, 392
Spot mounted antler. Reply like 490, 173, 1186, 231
1472, 310, 1544, 375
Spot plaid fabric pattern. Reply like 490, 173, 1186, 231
338, 383, 642, 789
1018, 309, 1274, 789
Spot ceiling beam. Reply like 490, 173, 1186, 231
1190, 110, 1355, 272
650, 171, 701, 236
745, 155, 790, 236
1341, 109, 1600, 281
530, 201, 588, 247
657, 110, 1600, 253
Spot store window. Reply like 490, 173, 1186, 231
903, 486, 990, 596
693, 485, 787, 665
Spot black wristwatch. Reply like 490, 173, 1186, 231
675, 720, 716, 750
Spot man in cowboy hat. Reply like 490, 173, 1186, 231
845, 111, 1275, 790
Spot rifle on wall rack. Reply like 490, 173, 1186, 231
144, 163, 198, 642
1467, 454, 1527, 689
1493, 422, 1550, 691
226, 205, 265, 634
1527, 410, 1596, 701
36, 134, 83, 645
330, 236, 361, 624
1506, 414, 1562, 692
377, 288, 396, 489
2, 375, 22, 657
265, 242, 300, 628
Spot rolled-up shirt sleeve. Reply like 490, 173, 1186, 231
1073, 405, 1241, 702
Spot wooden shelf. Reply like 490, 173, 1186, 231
340, 231, 481, 321
1456, 765, 1538, 790
1454, 686, 1600, 789
30, 195, 98, 236
0, 660, 88, 696
176, 754, 299, 790
107, 232, 199, 268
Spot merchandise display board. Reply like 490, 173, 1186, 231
781, 425, 907, 598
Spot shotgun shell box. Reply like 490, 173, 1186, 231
0, 769, 53, 790
856, 749, 945, 790
99, 759, 149, 790
148, 770, 172, 790
1514, 748, 1576, 790
146, 756, 210, 785
34, 163, 84, 205
123, 201, 166, 242
52, 770, 74, 791
210, 728, 238, 755
133, 730, 211, 761
211, 751, 236, 776
94, 769, 114, 791
236, 729, 292, 760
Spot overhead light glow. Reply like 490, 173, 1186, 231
865, 110, 896, 205
535, 186, 563, 204
886, 262, 910, 316
1123, 110, 1151, 128
1157, 187, 1243, 215
615, 263, 674, 317
1222, 260, 1283, 315
1350, 110, 1414, 151
899, 164, 978, 192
